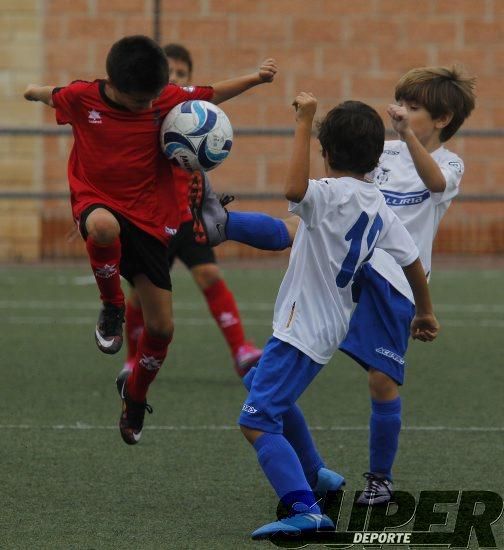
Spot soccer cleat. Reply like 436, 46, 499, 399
251, 503, 335, 541
116, 369, 153, 445
313, 467, 346, 496
95, 302, 125, 355
188, 170, 234, 246
356, 472, 394, 506
233, 342, 262, 378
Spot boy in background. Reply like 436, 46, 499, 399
122, 43, 262, 380
192, 66, 475, 506
24, 35, 277, 445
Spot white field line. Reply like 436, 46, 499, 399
0, 423, 503, 432
3, 316, 504, 328
0, 300, 504, 314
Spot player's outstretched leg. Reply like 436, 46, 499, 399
116, 368, 153, 445
188, 169, 294, 250
188, 170, 232, 246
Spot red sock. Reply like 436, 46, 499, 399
125, 301, 144, 363
203, 279, 245, 356
127, 331, 171, 402
86, 237, 124, 307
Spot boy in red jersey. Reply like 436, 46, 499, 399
24, 35, 277, 445
122, 43, 262, 380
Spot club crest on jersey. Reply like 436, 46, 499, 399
449, 161, 463, 174
374, 167, 391, 186
88, 109, 102, 124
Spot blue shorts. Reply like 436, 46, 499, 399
339, 264, 415, 385
238, 336, 324, 433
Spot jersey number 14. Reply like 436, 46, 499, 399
336, 212, 383, 288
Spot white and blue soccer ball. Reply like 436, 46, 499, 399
160, 100, 233, 172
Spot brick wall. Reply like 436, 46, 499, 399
0, 0, 43, 259
1, 0, 503, 259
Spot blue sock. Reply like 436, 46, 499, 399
253, 432, 321, 513
283, 404, 325, 488
369, 397, 402, 480
226, 212, 291, 250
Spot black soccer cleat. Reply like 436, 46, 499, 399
116, 369, 153, 445
356, 472, 394, 506
95, 302, 125, 355
188, 170, 233, 246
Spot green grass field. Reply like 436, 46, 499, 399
1, 263, 503, 549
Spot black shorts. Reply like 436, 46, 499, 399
79, 204, 172, 291
167, 220, 216, 270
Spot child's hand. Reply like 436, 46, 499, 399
292, 92, 317, 123
24, 84, 39, 101
387, 104, 411, 135
410, 313, 440, 342
258, 58, 278, 83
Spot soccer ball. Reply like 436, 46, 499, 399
160, 100, 233, 172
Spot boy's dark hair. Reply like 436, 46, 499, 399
395, 65, 476, 142
163, 43, 193, 75
317, 101, 385, 175
106, 35, 169, 94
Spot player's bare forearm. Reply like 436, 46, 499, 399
401, 129, 447, 192
24, 84, 55, 107
402, 258, 440, 341
285, 93, 317, 202
211, 58, 277, 104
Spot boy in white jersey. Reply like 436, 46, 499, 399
339, 66, 476, 505
224, 93, 439, 539
190, 66, 476, 509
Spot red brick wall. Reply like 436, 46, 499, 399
40, 0, 504, 256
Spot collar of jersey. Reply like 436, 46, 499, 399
99, 80, 131, 112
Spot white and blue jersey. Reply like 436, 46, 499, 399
340, 140, 463, 383
240, 177, 418, 432
272, 177, 419, 365
370, 140, 463, 302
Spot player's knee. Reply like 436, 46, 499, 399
240, 424, 263, 445
192, 264, 220, 290
144, 319, 174, 341
86, 209, 120, 244
368, 368, 399, 401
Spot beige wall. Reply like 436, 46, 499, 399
0, 0, 43, 260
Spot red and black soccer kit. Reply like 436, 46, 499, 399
52, 79, 214, 288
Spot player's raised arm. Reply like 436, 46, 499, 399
401, 258, 440, 341
285, 92, 317, 203
24, 84, 55, 107
211, 58, 277, 104
387, 104, 448, 193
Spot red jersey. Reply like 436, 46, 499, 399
52, 80, 214, 244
